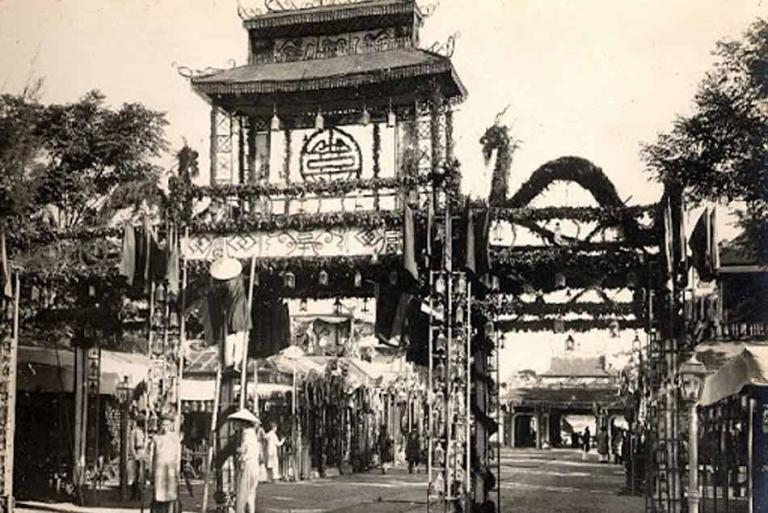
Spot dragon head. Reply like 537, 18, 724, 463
479, 124, 511, 166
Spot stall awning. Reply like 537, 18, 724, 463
179, 378, 291, 403
17, 345, 151, 396
700, 344, 768, 406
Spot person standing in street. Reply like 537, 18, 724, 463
264, 421, 284, 483
229, 408, 262, 513
581, 427, 591, 461
148, 413, 181, 513
597, 426, 609, 463
129, 416, 147, 501
378, 426, 394, 474
406, 431, 421, 474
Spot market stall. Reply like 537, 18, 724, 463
696, 343, 768, 513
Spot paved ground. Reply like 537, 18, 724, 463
497, 448, 642, 513
17, 448, 643, 513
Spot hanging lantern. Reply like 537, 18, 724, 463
360, 105, 371, 126
370, 252, 379, 264
608, 319, 620, 338
555, 272, 566, 289
387, 104, 396, 127
334, 298, 343, 315
389, 270, 398, 285
455, 304, 464, 324
435, 275, 446, 295
315, 109, 324, 130
88, 285, 96, 297
318, 270, 329, 286
284, 271, 296, 289
632, 332, 641, 353
300, 298, 308, 312
565, 334, 575, 351
253, 272, 260, 287
354, 270, 363, 288
270, 106, 280, 131
457, 274, 467, 294
362, 298, 369, 313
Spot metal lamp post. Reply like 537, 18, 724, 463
678, 354, 707, 513
116, 376, 132, 501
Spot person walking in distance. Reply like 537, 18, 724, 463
581, 426, 591, 461
406, 431, 421, 474
229, 409, 262, 513
264, 421, 285, 483
148, 413, 181, 513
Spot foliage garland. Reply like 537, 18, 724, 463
491, 246, 645, 273
282, 128, 291, 184
185, 174, 438, 202
490, 205, 656, 224
372, 122, 381, 180
186, 253, 400, 275
496, 318, 645, 333
188, 210, 403, 234
482, 299, 638, 318
8, 226, 123, 250
372, 122, 381, 210
504, 156, 626, 209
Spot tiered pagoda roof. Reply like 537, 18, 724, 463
192, 48, 464, 99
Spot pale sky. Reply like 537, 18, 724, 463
1, 0, 764, 221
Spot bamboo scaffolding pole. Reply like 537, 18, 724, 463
240, 255, 256, 410
201, 365, 222, 513
176, 228, 188, 434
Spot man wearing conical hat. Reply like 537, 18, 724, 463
148, 412, 181, 512
228, 408, 262, 513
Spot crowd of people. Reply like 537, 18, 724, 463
574, 425, 627, 465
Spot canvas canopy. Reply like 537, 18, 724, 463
17, 345, 151, 396
700, 344, 768, 406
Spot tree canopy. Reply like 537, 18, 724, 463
0, 89, 168, 233
642, 18, 768, 260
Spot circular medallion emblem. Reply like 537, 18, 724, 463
300, 128, 362, 182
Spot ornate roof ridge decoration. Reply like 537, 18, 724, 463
242, 0, 420, 28
190, 49, 465, 99
174, 60, 238, 79
258, 35, 414, 65
427, 31, 459, 59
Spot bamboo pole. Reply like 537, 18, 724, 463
240, 255, 256, 410
176, 229, 188, 434
5, 273, 20, 511
201, 365, 222, 513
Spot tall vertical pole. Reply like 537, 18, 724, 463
176, 234, 188, 435
201, 366, 222, 513
240, 256, 256, 410
465, 280, 471, 507
688, 402, 700, 513
3, 273, 20, 512
427, 271, 434, 513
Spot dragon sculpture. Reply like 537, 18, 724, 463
480, 108, 521, 206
